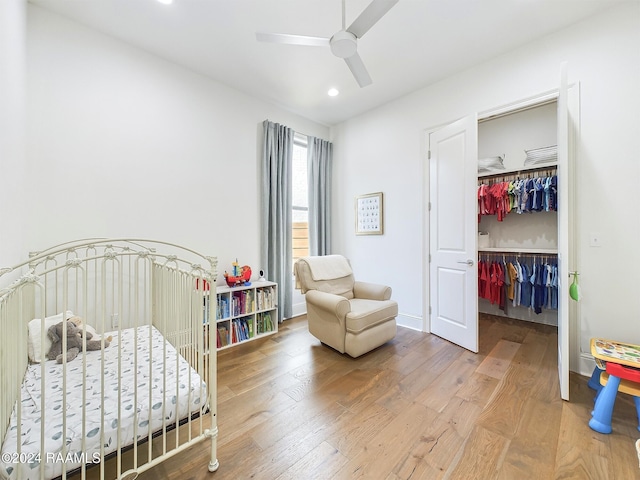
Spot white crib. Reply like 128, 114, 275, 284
0, 239, 219, 479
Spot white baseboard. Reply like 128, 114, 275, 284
578, 351, 596, 378
397, 313, 423, 331
291, 301, 306, 319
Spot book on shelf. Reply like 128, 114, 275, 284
246, 289, 254, 313
229, 290, 256, 316
257, 312, 274, 334
217, 325, 229, 347
240, 319, 248, 340
232, 294, 238, 316
229, 317, 253, 343
217, 295, 230, 319
247, 318, 254, 338
256, 287, 275, 311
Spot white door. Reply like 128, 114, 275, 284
429, 114, 478, 352
557, 64, 574, 401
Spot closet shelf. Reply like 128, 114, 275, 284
478, 162, 557, 179
478, 247, 558, 254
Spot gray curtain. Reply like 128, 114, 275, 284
307, 136, 333, 256
261, 120, 293, 321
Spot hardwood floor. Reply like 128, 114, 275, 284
90, 314, 640, 479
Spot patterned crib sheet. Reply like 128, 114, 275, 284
0, 325, 207, 480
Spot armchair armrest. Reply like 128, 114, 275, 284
305, 290, 351, 353
353, 281, 392, 301
305, 290, 351, 320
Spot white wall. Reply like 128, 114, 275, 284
0, 0, 26, 273
21, 3, 640, 367
25, 5, 329, 288
331, 3, 640, 374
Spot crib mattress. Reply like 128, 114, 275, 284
0, 325, 207, 480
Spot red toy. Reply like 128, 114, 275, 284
224, 265, 252, 288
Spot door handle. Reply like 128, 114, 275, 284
457, 259, 474, 266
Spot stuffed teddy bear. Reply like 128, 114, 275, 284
46, 319, 111, 363
68, 315, 113, 345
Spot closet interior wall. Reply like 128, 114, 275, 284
477, 101, 559, 326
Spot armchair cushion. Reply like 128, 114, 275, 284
347, 299, 398, 334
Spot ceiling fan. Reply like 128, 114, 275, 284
256, 0, 399, 88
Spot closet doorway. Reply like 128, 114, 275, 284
427, 70, 578, 401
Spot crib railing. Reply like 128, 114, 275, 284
0, 278, 32, 454
0, 239, 218, 480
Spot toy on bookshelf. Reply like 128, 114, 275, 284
224, 259, 252, 287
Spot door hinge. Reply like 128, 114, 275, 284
428, 202, 431, 211
429, 254, 431, 263
428, 150, 431, 160
429, 306, 432, 315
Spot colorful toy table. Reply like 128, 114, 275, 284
588, 338, 640, 434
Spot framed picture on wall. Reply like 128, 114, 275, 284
355, 192, 384, 235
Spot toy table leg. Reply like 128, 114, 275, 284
635, 395, 640, 432
589, 374, 621, 434
588, 366, 604, 393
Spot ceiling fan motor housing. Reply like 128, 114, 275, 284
330, 30, 357, 58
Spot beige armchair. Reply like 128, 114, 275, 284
294, 255, 398, 358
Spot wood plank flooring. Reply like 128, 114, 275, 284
79, 314, 640, 479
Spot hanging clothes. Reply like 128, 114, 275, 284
477, 171, 558, 222
478, 254, 558, 314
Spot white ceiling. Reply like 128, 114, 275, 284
29, 0, 632, 126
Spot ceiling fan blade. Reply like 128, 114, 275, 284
256, 32, 330, 47
347, 0, 399, 38
344, 52, 372, 88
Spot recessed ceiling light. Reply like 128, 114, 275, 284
157, 0, 173, 5
327, 88, 339, 97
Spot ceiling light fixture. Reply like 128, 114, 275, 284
157, 0, 173, 5
328, 88, 339, 97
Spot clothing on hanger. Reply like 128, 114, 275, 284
478, 254, 558, 314
477, 171, 558, 221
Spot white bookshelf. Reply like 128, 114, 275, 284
205, 281, 278, 352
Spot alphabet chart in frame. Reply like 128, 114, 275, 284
355, 192, 384, 235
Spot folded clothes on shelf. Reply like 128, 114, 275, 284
524, 145, 557, 166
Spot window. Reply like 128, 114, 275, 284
292, 134, 309, 264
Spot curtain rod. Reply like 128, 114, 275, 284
264, 119, 331, 144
